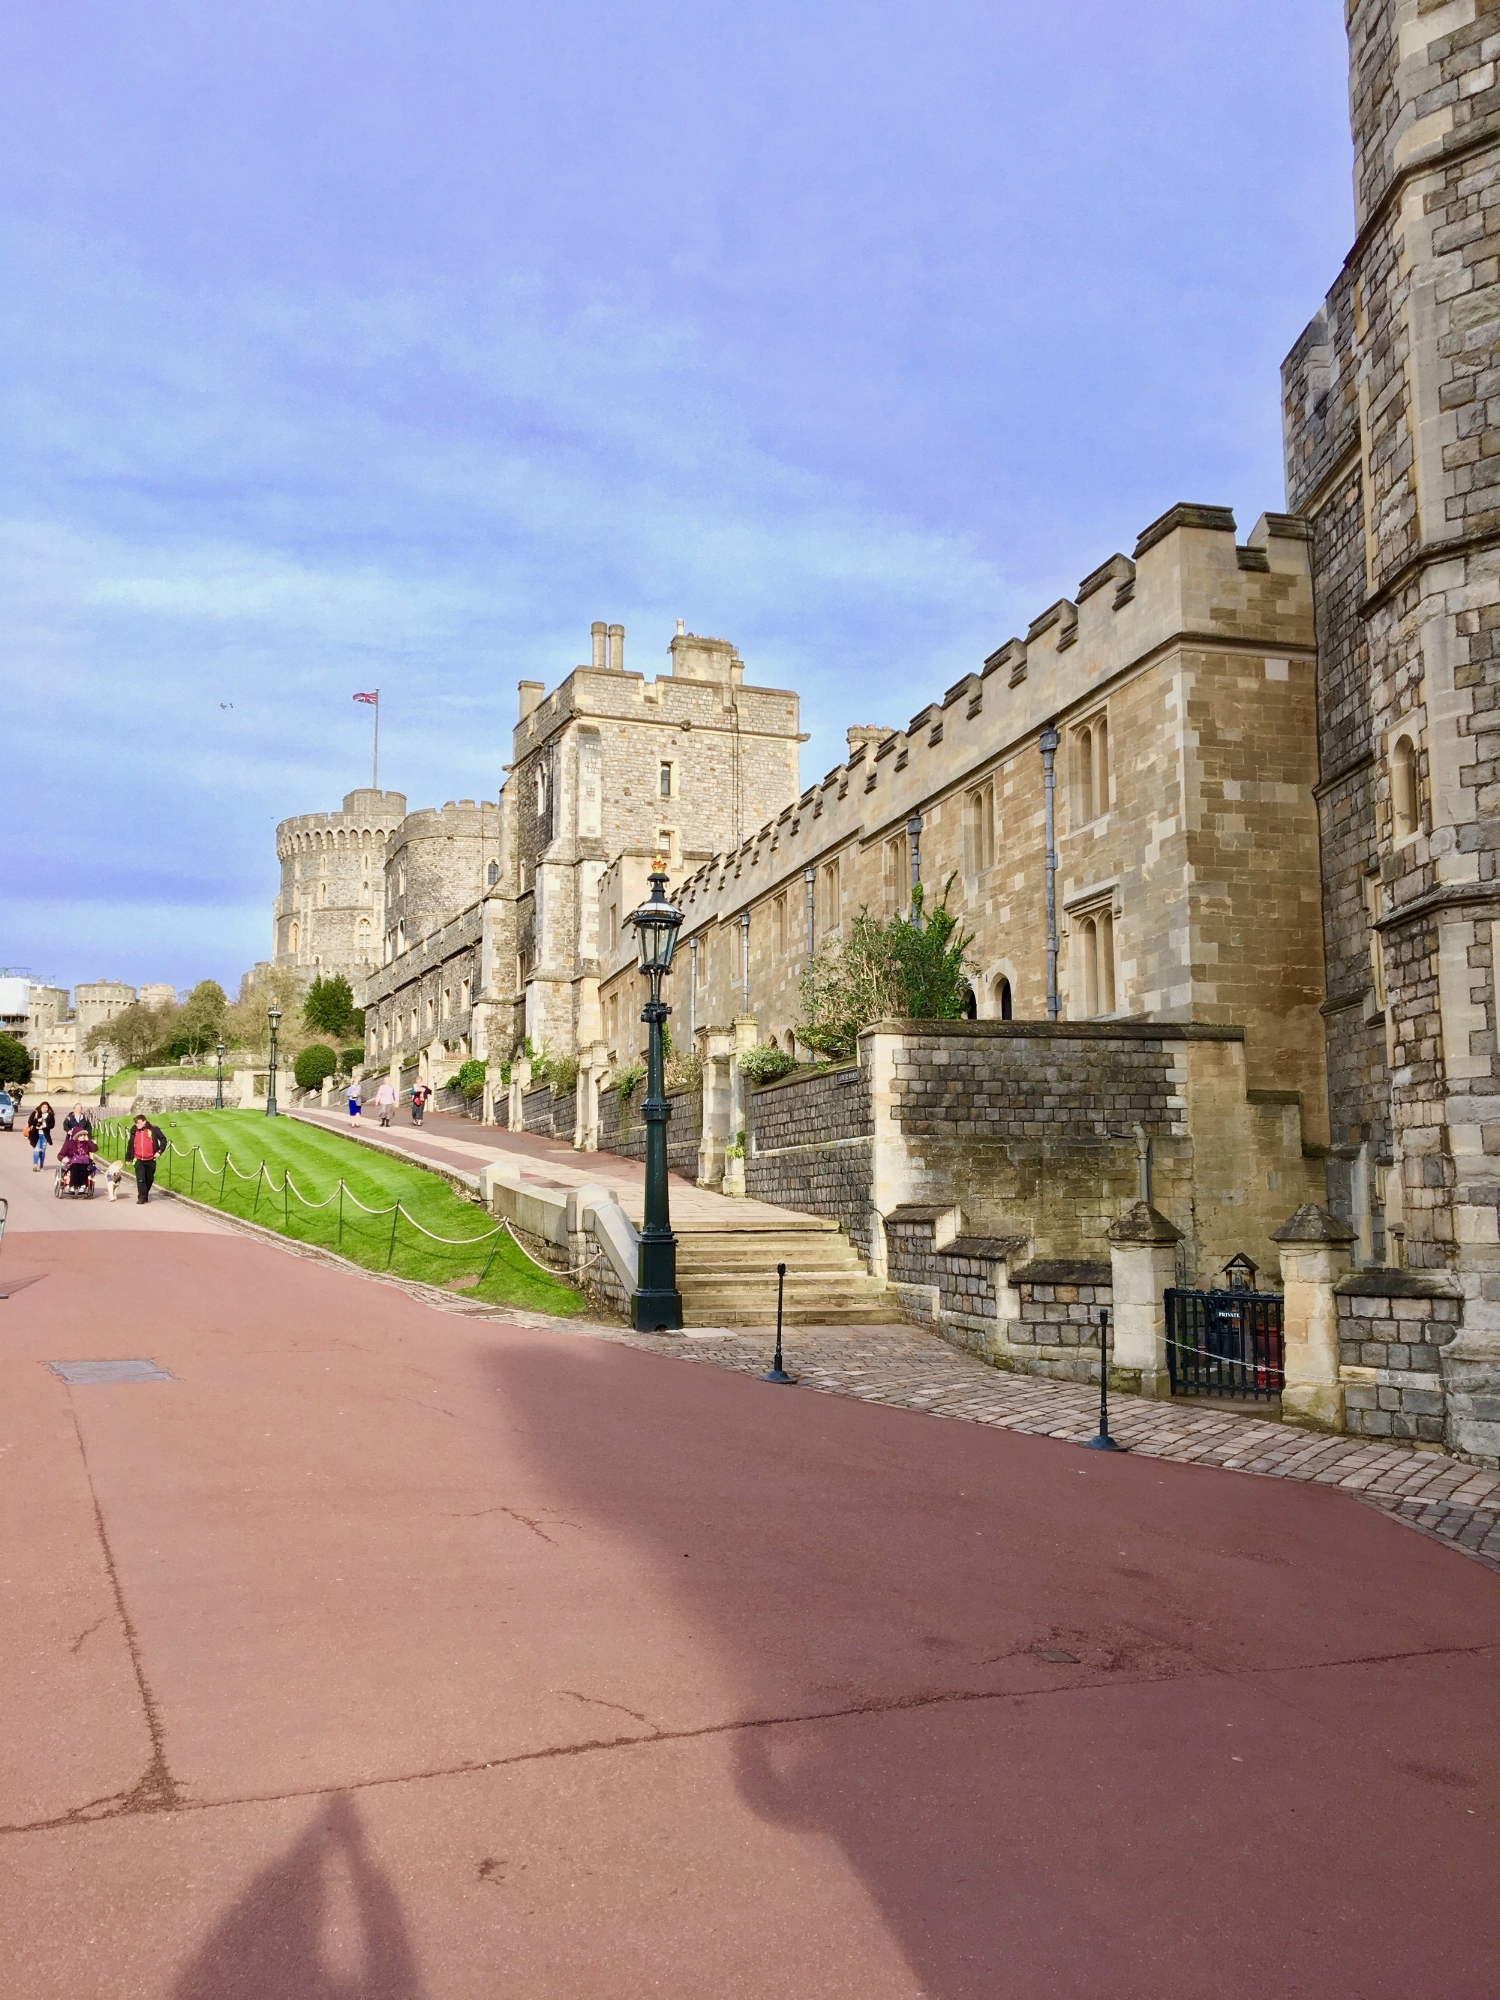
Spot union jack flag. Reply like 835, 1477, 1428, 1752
352, 691, 378, 704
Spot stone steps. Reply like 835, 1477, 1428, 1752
672, 1222, 903, 1326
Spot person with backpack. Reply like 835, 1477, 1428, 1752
123, 1114, 168, 1204
410, 1081, 431, 1127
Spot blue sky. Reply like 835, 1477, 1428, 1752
2, 1, 1354, 993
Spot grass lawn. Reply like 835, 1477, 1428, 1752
96, 1110, 585, 1316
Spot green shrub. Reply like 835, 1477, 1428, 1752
455, 1059, 487, 1102
613, 1061, 646, 1100
738, 1042, 798, 1085
798, 880, 973, 1060
340, 1047, 365, 1075
294, 1043, 338, 1091
549, 1054, 579, 1096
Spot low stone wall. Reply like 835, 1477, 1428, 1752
1009, 1260, 1114, 1384
745, 1061, 875, 1255
1336, 1272, 1461, 1445
522, 1086, 554, 1135
597, 1084, 699, 1179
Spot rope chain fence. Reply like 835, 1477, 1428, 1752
93, 1120, 563, 1277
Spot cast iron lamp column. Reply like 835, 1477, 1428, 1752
214, 1040, 225, 1112
627, 871, 684, 1331
98, 1050, 109, 1108
266, 1005, 281, 1118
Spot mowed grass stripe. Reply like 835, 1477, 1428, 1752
99, 1110, 585, 1316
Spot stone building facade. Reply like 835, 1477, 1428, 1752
1282, 0, 1500, 1457
24, 978, 171, 1092
272, 789, 407, 984
358, 622, 803, 1087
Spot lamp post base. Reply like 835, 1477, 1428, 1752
631, 1286, 684, 1333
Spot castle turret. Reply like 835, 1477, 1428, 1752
274, 789, 407, 982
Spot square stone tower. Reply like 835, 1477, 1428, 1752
505, 622, 803, 1055
1283, 0, 1500, 1455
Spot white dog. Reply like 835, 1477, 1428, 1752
103, 1160, 126, 1203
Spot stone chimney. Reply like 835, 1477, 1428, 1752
668, 630, 744, 684
591, 622, 607, 670
518, 680, 544, 720
846, 725, 893, 758
608, 623, 625, 672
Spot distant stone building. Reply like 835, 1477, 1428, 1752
23, 979, 176, 1093
272, 789, 407, 985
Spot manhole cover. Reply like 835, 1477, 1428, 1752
48, 1359, 173, 1384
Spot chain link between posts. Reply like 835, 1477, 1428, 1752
94, 1120, 563, 1278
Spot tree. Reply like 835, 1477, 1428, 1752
0, 1031, 33, 1086
84, 1000, 174, 1069
294, 1043, 338, 1091
178, 980, 228, 1056
304, 974, 363, 1042
797, 882, 973, 1060
224, 965, 309, 1057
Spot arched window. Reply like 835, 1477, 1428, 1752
964, 985, 978, 1019
1392, 734, 1418, 840
1081, 917, 1099, 1017
1073, 907, 1116, 1017
289, 921, 300, 953
1092, 717, 1109, 819
1077, 728, 1094, 827
486, 860, 499, 888
997, 976, 1013, 1021
1097, 909, 1116, 1013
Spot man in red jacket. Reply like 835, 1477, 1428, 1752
123, 1114, 168, 1205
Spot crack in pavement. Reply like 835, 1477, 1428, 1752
65, 1400, 181, 1821
4, 1636, 1492, 1839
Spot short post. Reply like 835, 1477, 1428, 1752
283, 1175, 290, 1231
765, 1262, 794, 1384
1082, 1307, 1125, 1451
337, 1182, 345, 1250
189, 1150, 197, 1199
1271, 1204, 1355, 1433
251, 1161, 264, 1218
1106, 1201, 1182, 1400
387, 1203, 401, 1268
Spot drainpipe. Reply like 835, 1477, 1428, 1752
906, 812, 924, 924
688, 935, 698, 1040
804, 865, 816, 960
739, 909, 751, 1013
1040, 725, 1060, 1020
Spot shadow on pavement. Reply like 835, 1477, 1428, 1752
174, 1794, 425, 2000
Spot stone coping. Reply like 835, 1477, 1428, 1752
946, 1235, 1029, 1261
885, 1203, 957, 1225
858, 1018, 1244, 1043
1011, 1259, 1112, 1286
748, 1058, 860, 1095
1334, 1270, 1465, 1299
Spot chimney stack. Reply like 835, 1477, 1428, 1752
591, 621, 607, 670
608, 623, 625, 672
518, 680, 544, 720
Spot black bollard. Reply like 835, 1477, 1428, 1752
765, 1261, 794, 1384
1082, 1305, 1125, 1451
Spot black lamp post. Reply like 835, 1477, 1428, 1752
98, 1048, 109, 1107
214, 1039, 225, 1112
266, 1004, 281, 1118
628, 870, 684, 1331
906, 812, 924, 923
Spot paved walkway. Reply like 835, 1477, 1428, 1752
294, 1107, 807, 1232
2, 1121, 1497, 1998
290, 1110, 1500, 1571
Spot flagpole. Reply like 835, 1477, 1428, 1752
373, 691, 380, 791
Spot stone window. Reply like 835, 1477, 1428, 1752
607, 901, 619, 953
659, 760, 677, 800
289, 920, 299, 953
882, 832, 908, 915
1071, 904, 1116, 1018
1391, 732, 1419, 842
486, 860, 499, 888
820, 856, 842, 934
773, 893, 787, 956
1365, 874, 1386, 1009
964, 782, 996, 874
656, 826, 679, 868
535, 764, 550, 817
1071, 713, 1110, 827
995, 975, 1013, 1020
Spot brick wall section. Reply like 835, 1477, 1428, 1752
1010, 1262, 1113, 1385
596, 1083, 700, 1180
745, 1063, 876, 1255
1337, 1273, 1461, 1445
522, 1086, 554, 1136
889, 1027, 1174, 1140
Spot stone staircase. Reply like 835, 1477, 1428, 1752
674, 1217, 903, 1327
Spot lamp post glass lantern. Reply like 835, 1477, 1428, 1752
266, 1004, 281, 1118
628, 871, 684, 1331
214, 1039, 225, 1112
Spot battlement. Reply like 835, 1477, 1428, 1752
276, 791, 407, 856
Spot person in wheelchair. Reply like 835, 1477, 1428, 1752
56, 1123, 98, 1193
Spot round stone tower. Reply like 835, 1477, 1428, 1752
383, 800, 501, 958
274, 789, 407, 983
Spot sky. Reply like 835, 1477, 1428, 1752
1, 0, 1356, 995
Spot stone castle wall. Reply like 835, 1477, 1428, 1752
275, 789, 406, 985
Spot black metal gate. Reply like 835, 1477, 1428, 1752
1165, 1288, 1284, 1400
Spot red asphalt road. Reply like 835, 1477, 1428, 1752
2, 1198, 1498, 1996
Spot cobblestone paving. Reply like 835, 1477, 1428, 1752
586, 1320, 1500, 1576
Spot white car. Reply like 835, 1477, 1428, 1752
0, 1092, 14, 1132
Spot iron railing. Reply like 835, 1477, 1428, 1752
1165, 1288, 1284, 1400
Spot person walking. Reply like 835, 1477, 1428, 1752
27, 1101, 55, 1171
346, 1080, 363, 1121
410, 1081, 430, 1127
62, 1103, 93, 1137
374, 1079, 397, 1128
123, 1113, 168, 1204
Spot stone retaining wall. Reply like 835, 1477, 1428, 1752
745, 1062, 875, 1257
1336, 1273, 1461, 1446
